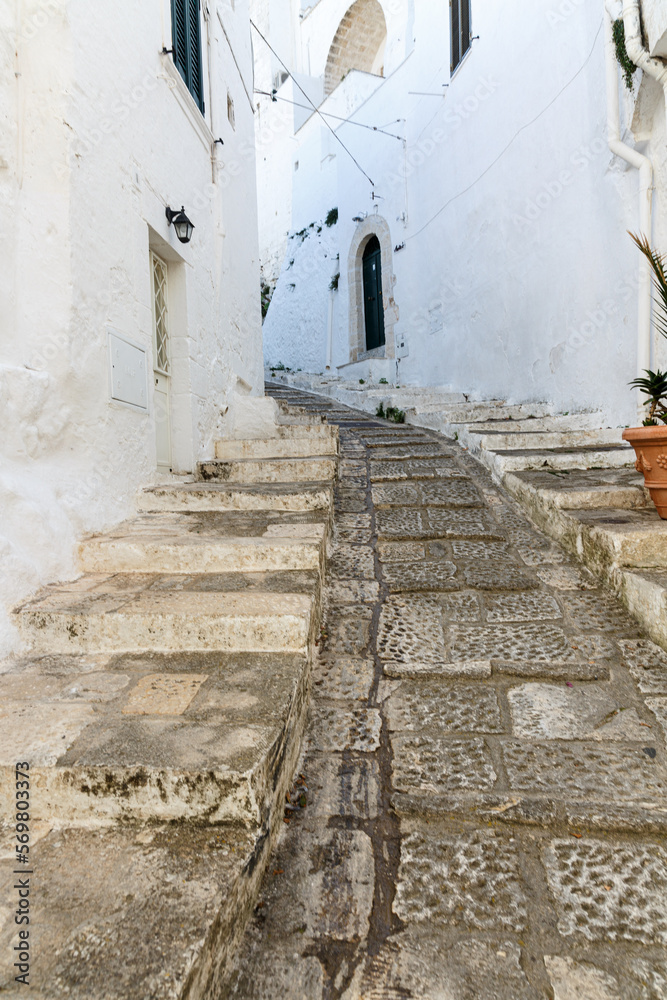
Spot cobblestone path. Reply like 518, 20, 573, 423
224, 392, 667, 999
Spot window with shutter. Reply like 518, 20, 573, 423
170, 0, 205, 113
450, 0, 472, 74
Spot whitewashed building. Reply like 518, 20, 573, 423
254, 0, 667, 420
0, 0, 270, 653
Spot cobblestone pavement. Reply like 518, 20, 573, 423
224, 393, 667, 1000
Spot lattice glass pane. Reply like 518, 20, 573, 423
152, 254, 170, 374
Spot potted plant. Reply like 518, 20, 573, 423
622, 233, 667, 518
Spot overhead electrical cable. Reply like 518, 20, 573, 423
407, 20, 604, 242
254, 90, 404, 140
250, 18, 376, 186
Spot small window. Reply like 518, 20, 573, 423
450, 0, 471, 74
170, 0, 205, 113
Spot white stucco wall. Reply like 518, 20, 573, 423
255, 0, 667, 425
644, 0, 667, 58
0, 0, 265, 654
263, 216, 340, 371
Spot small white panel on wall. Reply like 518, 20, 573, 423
429, 303, 444, 336
396, 334, 409, 359
108, 330, 148, 411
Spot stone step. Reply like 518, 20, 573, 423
198, 455, 338, 484
14, 580, 315, 655
0, 649, 309, 827
506, 468, 649, 511
407, 401, 555, 420
137, 481, 333, 513
507, 487, 667, 571
466, 427, 623, 452
366, 389, 468, 406
274, 399, 325, 423
0, 643, 312, 994
79, 512, 327, 575
0, 823, 268, 998
501, 467, 667, 651
482, 444, 633, 475
619, 568, 667, 650
457, 412, 607, 433
214, 426, 338, 460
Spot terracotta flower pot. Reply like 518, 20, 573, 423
622, 425, 667, 518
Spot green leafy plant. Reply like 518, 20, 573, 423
379, 377, 388, 384
260, 281, 274, 320
376, 402, 405, 423
325, 208, 338, 228
329, 272, 340, 291
629, 370, 667, 425
359, 378, 366, 384
630, 232, 667, 341
629, 233, 667, 424
613, 19, 637, 91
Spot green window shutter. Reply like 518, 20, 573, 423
450, 0, 460, 73
170, 0, 205, 113
171, 0, 188, 83
450, 0, 471, 73
461, 0, 471, 62
188, 0, 204, 111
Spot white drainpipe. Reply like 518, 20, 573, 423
604, 1, 653, 416
623, 0, 667, 133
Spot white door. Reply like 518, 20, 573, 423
151, 252, 172, 470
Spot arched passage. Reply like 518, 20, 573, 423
324, 0, 387, 97
347, 215, 397, 362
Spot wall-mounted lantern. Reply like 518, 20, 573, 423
165, 206, 194, 244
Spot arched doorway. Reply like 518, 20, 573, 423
347, 216, 397, 362
363, 236, 385, 351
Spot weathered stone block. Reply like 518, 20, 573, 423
508, 683, 649, 741
311, 656, 375, 701
309, 704, 382, 752
386, 681, 503, 734
503, 741, 667, 799
391, 735, 497, 794
543, 838, 667, 943
449, 622, 575, 662
394, 828, 528, 932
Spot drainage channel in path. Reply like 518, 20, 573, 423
223, 388, 667, 1000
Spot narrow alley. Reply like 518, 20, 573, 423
226, 384, 667, 1000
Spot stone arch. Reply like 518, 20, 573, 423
347, 215, 397, 362
324, 0, 387, 97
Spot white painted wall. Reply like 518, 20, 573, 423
255, 0, 667, 422
644, 0, 667, 58
0, 0, 265, 654
263, 215, 340, 372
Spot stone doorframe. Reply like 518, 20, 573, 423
347, 215, 397, 362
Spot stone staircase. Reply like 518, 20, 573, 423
0, 418, 338, 998
265, 374, 667, 650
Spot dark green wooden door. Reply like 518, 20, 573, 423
363, 237, 385, 351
